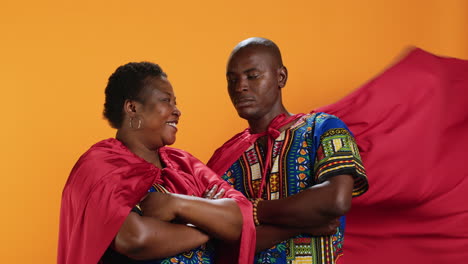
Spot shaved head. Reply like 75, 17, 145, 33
229, 37, 284, 69
225, 37, 289, 128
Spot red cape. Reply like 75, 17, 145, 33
58, 138, 255, 264
315, 48, 468, 264
207, 113, 304, 179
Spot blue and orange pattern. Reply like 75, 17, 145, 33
221, 112, 368, 264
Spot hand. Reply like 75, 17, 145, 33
203, 184, 226, 199
304, 218, 340, 236
139, 192, 179, 222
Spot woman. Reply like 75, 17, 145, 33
58, 62, 255, 264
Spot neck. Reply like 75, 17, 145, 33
248, 106, 290, 134
116, 129, 163, 168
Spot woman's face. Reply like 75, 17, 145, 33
136, 76, 181, 149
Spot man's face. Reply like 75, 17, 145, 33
226, 46, 284, 121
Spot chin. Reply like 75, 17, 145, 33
237, 109, 260, 121
164, 138, 177, 146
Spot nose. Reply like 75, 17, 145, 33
234, 77, 248, 92
173, 106, 181, 117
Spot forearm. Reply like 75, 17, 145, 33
258, 174, 354, 228
140, 192, 243, 243
175, 195, 243, 243
255, 224, 302, 253
115, 213, 209, 260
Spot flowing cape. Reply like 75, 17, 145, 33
58, 138, 255, 264
315, 48, 468, 264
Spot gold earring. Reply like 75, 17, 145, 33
130, 118, 141, 129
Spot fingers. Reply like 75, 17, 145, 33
212, 188, 226, 199
203, 185, 225, 199
204, 185, 218, 199
330, 218, 340, 229
305, 218, 341, 236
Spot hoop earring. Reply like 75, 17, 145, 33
129, 118, 142, 129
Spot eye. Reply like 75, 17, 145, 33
227, 76, 237, 84
247, 74, 259, 80
161, 98, 171, 102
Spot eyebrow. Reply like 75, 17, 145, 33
155, 89, 175, 99
226, 67, 259, 75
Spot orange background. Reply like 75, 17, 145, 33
0, 0, 466, 262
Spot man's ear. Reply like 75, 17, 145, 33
123, 99, 138, 117
278, 66, 288, 88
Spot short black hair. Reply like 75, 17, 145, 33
103, 62, 167, 128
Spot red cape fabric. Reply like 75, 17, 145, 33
207, 113, 304, 177
58, 138, 255, 264
315, 48, 468, 264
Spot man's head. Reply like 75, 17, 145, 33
226, 37, 288, 122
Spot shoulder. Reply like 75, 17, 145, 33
310, 112, 356, 141
293, 112, 352, 140
314, 112, 342, 123
78, 138, 141, 168
292, 112, 346, 130
67, 138, 151, 188
72, 138, 116, 169
313, 112, 348, 129
160, 147, 204, 170
63, 138, 154, 205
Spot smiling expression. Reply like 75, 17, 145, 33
137, 76, 181, 149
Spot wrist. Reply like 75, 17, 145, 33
172, 194, 186, 219
251, 198, 263, 226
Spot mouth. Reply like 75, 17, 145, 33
234, 97, 255, 107
166, 120, 178, 130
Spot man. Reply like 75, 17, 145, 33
207, 37, 368, 264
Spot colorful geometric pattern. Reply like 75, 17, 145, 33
221, 112, 368, 264
315, 128, 367, 196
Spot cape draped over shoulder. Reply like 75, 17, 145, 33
58, 138, 255, 264
207, 113, 304, 177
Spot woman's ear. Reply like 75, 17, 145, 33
278, 66, 288, 88
123, 99, 138, 117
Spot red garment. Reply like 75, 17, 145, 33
207, 113, 304, 180
58, 138, 255, 264
315, 48, 468, 264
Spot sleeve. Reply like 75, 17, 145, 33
312, 113, 368, 197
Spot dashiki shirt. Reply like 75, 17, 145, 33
221, 112, 368, 264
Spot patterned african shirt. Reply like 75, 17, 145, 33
220, 112, 368, 264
